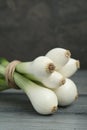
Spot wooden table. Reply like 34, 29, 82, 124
0, 70, 87, 130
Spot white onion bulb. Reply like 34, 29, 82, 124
42, 71, 65, 88
54, 78, 78, 106
46, 48, 71, 70
16, 56, 56, 80
14, 73, 58, 115
59, 58, 80, 78
26, 85, 58, 115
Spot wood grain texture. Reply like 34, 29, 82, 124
0, 70, 87, 130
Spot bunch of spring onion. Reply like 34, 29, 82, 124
0, 48, 80, 115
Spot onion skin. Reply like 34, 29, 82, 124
26, 86, 58, 115
16, 56, 56, 80
14, 73, 58, 115
59, 58, 80, 78
16, 56, 65, 89
0, 49, 80, 115
0, 64, 58, 115
42, 71, 65, 89
54, 78, 78, 106
46, 48, 71, 70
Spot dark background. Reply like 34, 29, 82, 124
0, 0, 87, 69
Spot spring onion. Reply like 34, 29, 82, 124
59, 58, 80, 77
42, 71, 65, 88
0, 47, 80, 115
0, 78, 9, 91
46, 48, 71, 70
16, 56, 56, 77
0, 65, 58, 115
54, 78, 78, 106
0, 57, 65, 89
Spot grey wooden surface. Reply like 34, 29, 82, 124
0, 70, 87, 130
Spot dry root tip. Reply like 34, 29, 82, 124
76, 60, 80, 69
47, 63, 56, 73
75, 93, 78, 100
59, 78, 66, 86
51, 106, 58, 113
65, 50, 71, 58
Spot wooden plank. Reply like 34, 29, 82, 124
0, 93, 87, 130
0, 93, 87, 114
0, 113, 87, 130
71, 70, 87, 95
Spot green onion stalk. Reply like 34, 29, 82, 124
0, 57, 65, 89
0, 47, 80, 114
0, 78, 9, 91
